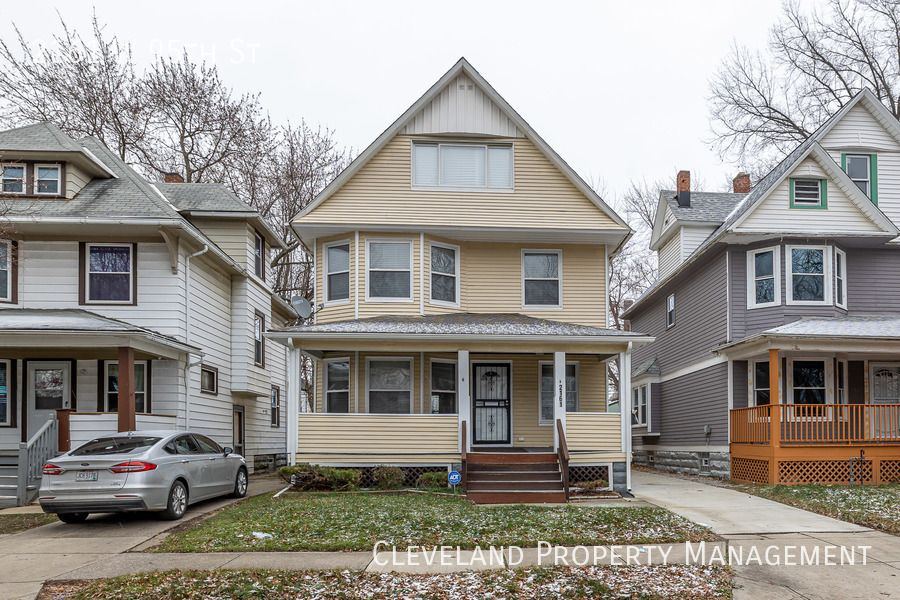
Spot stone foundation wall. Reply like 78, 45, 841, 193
253, 452, 288, 474
611, 462, 627, 492
633, 449, 729, 479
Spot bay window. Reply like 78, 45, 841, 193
0, 240, 14, 303
367, 240, 412, 301
787, 246, 829, 305
325, 241, 350, 302
747, 247, 780, 309
632, 384, 648, 426
835, 248, 847, 309
366, 358, 413, 414
325, 359, 350, 413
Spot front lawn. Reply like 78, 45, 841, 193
154, 492, 719, 552
729, 483, 900, 535
0, 513, 57, 534
64, 566, 734, 599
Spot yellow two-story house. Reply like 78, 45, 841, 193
271, 59, 651, 503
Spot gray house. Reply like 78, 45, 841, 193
624, 89, 900, 485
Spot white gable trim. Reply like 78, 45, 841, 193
294, 58, 631, 236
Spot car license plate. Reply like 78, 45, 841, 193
75, 470, 98, 482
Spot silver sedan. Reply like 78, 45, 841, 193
39, 430, 249, 523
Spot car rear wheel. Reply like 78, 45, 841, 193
231, 467, 248, 498
57, 512, 89, 524
160, 480, 188, 520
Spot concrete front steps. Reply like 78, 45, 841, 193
466, 452, 566, 504
0, 451, 21, 508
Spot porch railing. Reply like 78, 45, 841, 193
17, 418, 58, 505
730, 404, 900, 445
556, 419, 570, 501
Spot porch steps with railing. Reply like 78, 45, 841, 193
466, 453, 566, 504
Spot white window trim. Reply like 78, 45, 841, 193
538, 360, 579, 426
323, 239, 351, 305
631, 383, 649, 427
0, 359, 10, 426
836, 359, 847, 404
429, 358, 457, 414
253, 313, 264, 367
1, 163, 25, 195
746, 246, 781, 309
365, 238, 415, 303
84, 243, 134, 305
750, 360, 771, 408
410, 140, 515, 192
365, 356, 415, 414
34, 163, 61, 196
270, 386, 280, 427
522, 249, 563, 310
429, 241, 460, 307
786, 245, 832, 306
0, 240, 12, 303
253, 232, 265, 279
323, 357, 351, 413
104, 360, 148, 412
835, 247, 848, 310
786, 357, 832, 405
200, 366, 218, 394
666, 293, 675, 328
846, 154, 871, 196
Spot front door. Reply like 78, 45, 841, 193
472, 363, 511, 445
233, 406, 245, 456
870, 363, 900, 439
27, 362, 70, 438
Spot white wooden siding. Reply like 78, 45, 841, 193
400, 73, 524, 137
657, 230, 682, 280
680, 226, 714, 262
820, 104, 900, 151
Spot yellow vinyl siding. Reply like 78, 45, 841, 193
301, 135, 619, 230
316, 233, 356, 323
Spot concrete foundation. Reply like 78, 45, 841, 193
633, 449, 729, 479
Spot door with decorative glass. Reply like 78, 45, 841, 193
472, 363, 511, 444
27, 362, 70, 438
869, 364, 900, 440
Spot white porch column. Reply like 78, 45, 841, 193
553, 351, 566, 449
619, 343, 633, 491
457, 350, 470, 453
286, 343, 301, 466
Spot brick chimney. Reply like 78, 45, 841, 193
732, 172, 751, 194
676, 170, 691, 208
164, 172, 184, 183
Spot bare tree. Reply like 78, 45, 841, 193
709, 0, 900, 170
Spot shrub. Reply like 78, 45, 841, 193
372, 466, 405, 490
574, 479, 609, 493
417, 471, 448, 489
279, 464, 361, 491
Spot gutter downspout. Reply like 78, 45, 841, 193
183, 245, 209, 429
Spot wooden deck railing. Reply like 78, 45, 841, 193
556, 419, 570, 501
731, 404, 900, 445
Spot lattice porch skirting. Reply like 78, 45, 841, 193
731, 455, 900, 485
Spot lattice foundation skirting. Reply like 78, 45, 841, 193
731, 457, 770, 484
779, 459, 873, 485
358, 466, 448, 488
883, 460, 900, 484
570, 465, 610, 485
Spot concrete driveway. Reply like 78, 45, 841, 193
632, 470, 900, 600
0, 476, 284, 600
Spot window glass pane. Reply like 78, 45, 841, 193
431, 246, 455, 275
794, 361, 825, 388
327, 392, 349, 413
847, 156, 869, 180
369, 271, 411, 298
0, 241, 8, 265
755, 390, 770, 406
431, 273, 456, 303
89, 274, 130, 301
754, 251, 773, 278
413, 144, 439, 186
34, 368, 64, 410
440, 145, 485, 187
369, 391, 411, 414
327, 272, 350, 301
368, 360, 410, 390
431, 362, 456, 392
487, 147, 511, 188
326, 361, 349, 390
37, 167, 59, 193
524, 280, 559, 305
0, 271, 7, 300
755, 362, 769, 388
433, 392, 456, 414
327, 244, 350, 273
837, 278, 844, 304
2, 166, 24, 193
0, 362, 7, 424
201, 369, 216, 391
792, 248, 823, 274
541, 392, 554, 422
89, 246, 131, 272
524, 253, 558, 278
792, 274, 824, 301
755, 279, 775, 304
370, 242, 410, 269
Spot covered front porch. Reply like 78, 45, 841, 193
722, 317, 900, 485
270, 314, 651, 499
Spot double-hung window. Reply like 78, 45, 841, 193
835, 248, 847, 309
325, 241, 350, 303
787, 246, 829, 304
430, 243, 459, 306
539, 362, 578, 425
35, 165, 60, 195
253, 313, 265, 367
270, 386, 280, 427
632, 384, 648, 426
791, 360, 826, 405
789, 179, 827, 209
324, 359, 350, 413
105, 361, 148, 413
0, 359, 10, 426
85, 243, 134, 304
753, 362, 770, 406
430, 360, 457, 414
367, 358, 412, 414
367, 240, 412, 301
200, 366, 218, 394
666, 294, 675, 328
747, 247, 780, 309
1, 164, 24, 194
523, 250, 562, 308
413, 142, 512, 189
253, 233, 265, 280
844, 154, 877, 202
0, 240, 13, 303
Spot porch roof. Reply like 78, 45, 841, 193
0, 308, 200, 359
716, 316, 900, 358
269, 313, 652, 354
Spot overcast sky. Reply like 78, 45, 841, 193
1, 0, 786, 207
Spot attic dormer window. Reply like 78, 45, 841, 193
35, 165, 60, 195
1, 165, 24, 194
412, 142, 512, 190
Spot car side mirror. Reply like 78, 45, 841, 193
223, 447, 233, 456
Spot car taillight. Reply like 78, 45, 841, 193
42, 464, 63, 475
109, 461, 157, 473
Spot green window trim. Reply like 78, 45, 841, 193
841, 153, 878, 205
789, 178, 828, 209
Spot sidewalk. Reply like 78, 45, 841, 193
631, 470, 900, 600
0, 477, 285, 600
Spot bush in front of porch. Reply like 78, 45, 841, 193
152, 492, 720, 553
